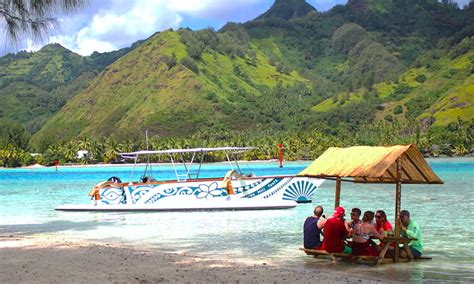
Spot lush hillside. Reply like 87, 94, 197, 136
0, 43, 136, 133
0, 0, 471, 156
313, 37, 474, 127
30, 30, 310, 150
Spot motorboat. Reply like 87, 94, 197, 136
55, 147, 324, 211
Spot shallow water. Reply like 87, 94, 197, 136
1, 158, 473, 282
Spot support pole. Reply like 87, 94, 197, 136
394, 157, 402, 262
335, 177, 341, 209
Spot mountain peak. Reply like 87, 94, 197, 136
257, 0, 316, 20
38, 43, 71, 54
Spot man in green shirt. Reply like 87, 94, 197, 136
399, 210, 423, 257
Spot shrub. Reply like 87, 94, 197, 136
393, 105, 403, 114
166, 53, 177, 70
415, 74, 427, 83
384, 115, 394, 122
182, 57, 199, 74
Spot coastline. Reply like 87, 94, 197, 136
1, 156, 470, 170
0, 235, 384, 284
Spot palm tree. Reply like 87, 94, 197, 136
0, 0, 86, 43
104, 139, 123, 163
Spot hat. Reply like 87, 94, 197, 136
333, 206, 345, 218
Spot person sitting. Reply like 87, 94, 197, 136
352, 211, 384, 256
374, 210, 393, 236
321, 206, 351, 254
303, 206, 326, 249
346, 207, 361, 234
399, 210, 423, 258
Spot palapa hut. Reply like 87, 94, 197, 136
297, 144, 443, 263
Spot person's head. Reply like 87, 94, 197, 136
313, 206, 324, 217
350, 208, 361, 221
400, 210, 410, 226
333, 206, 345, 220
375, 210, 387, 224
362, 211, 375, 224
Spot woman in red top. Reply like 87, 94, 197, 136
374, 210, 392, 235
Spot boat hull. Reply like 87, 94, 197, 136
56, 176, 323, 211
55, 198, 297, 211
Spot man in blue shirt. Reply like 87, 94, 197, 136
304, 206, 326, 249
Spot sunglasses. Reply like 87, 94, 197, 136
375, 215, 382, 218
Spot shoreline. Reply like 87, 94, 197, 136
1, 156, 471, 170
0, 234, 385, 283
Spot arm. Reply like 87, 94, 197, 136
404, 222, 419, 239
344, 221, 351, 233
317, 218, 326, 230
370, 226, 384, 240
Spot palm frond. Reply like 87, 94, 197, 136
0, 0, 87, 44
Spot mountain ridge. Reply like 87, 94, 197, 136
0, 0, 471, 151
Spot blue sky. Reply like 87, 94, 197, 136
0, 0, 470, 56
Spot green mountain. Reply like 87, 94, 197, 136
0, 43, 135, 133
30, 29, 310, 149
2, 0, 472, 151
257, 0, 316, 20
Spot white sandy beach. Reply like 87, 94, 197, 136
0, 235, 384, 284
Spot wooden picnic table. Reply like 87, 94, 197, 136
301, 236, 421, 265
375, 236, 417, 265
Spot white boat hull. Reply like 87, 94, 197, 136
55, 198, 297, 211
56, 176, 323, 212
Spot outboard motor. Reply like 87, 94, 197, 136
107, 176, 122, 183
141, 176, 157, 183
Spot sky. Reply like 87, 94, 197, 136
0, 0, 470, 56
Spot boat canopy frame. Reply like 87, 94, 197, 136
120, 147, 254, 182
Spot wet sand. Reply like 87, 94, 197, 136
0, 235, 383, 283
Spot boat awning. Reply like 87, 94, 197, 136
297, 144, 443, 184
120, 147, 254, 158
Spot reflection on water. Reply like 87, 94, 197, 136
0, 159, 473, 282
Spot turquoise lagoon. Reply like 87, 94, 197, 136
0, 159, 473, 282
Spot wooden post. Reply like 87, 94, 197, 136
394, 157, 402, 262
335, 177, 341, 208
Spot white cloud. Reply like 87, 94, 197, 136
167, 0, 263, 19
45, 0, 265, 56
47, 0, 183, 55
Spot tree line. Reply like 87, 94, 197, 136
0, 118, 472, 168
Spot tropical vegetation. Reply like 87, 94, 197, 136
0, 0, 473, 167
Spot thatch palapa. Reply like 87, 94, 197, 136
297, 144, 443, 263
297, 144, 442, 184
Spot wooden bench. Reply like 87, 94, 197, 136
300, 248, 379, 264
300, 248, 432, 265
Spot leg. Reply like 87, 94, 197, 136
400, 247, 408, 258
410, 247, 422, 258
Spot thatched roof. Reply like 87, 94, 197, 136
298, 144, 443, 184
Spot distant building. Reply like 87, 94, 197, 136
77, 150, 89, 159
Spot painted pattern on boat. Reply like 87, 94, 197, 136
99, 177, 320, 205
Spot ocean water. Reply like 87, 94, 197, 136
0, 159, 473, 282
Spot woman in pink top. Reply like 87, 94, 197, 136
374, 210, 392, 235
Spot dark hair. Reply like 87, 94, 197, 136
351, 208, 361, 216
362, 211, 375, 222
314, 206, 323, 217
376, 210, 387, 219
400, 210, 410, 217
